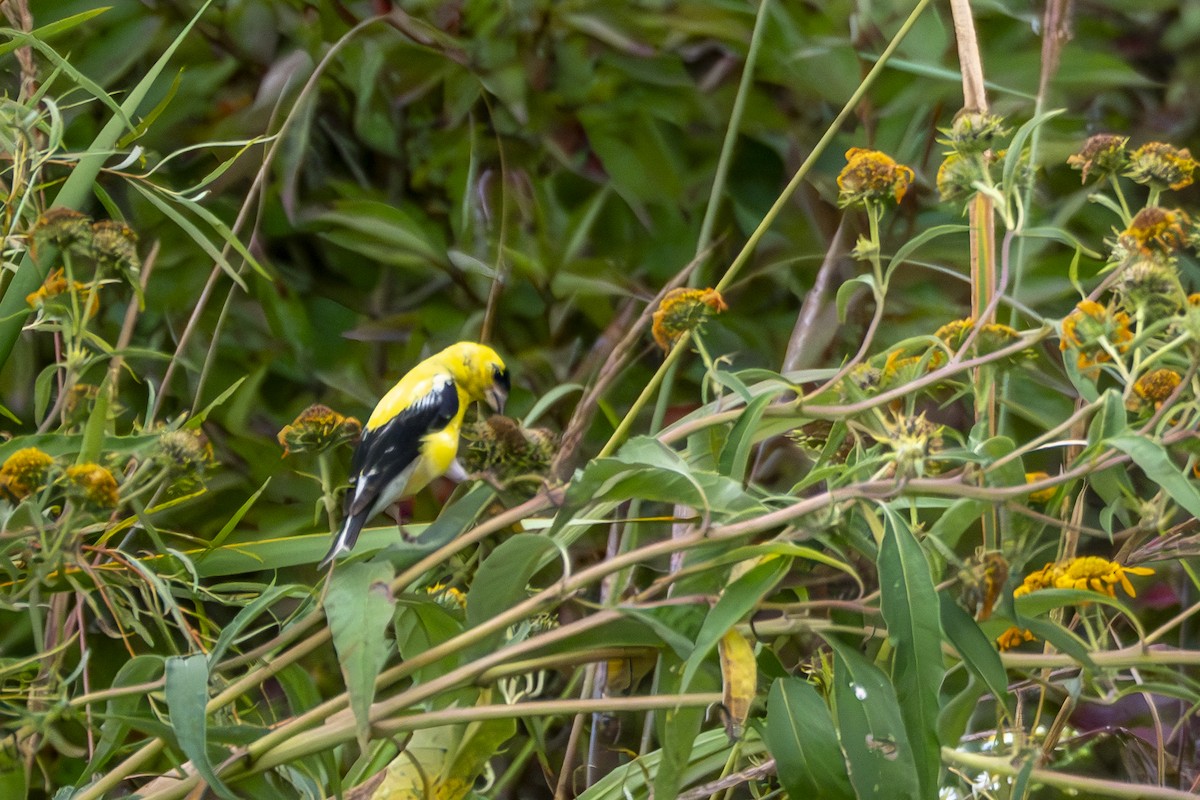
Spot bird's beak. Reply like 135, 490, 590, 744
485, 386, 508, 415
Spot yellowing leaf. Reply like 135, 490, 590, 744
718, 628, 756, 740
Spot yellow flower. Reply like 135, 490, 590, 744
836, 148, 914, 208
1060, 299, 1132, 371
25, 267, 101, 319
1014, 557, 1154, 600
426, 581, 467, 609
1124, 142, 1197, 191
1054, 556, 1155, 598
1024, 471, 1056, 503
277, 404, 362, 456
0, 447, 56, 501
996, 626, 1035, 651
64, 463, 120, 510
1114, 255, 1184, 318
935, 317, 975, 349
651, 287, 727, 351
1067, 134, 1129, 183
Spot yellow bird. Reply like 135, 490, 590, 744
319, 342, 509, 569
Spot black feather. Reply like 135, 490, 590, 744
318, 379, 459, 569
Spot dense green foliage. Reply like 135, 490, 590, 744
2, 1, 1200, 798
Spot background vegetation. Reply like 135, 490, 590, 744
2, 0, 1199, 797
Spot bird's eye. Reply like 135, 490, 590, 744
492, 364, 511, 392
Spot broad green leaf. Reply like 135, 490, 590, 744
939, 596, 1013, 717
325, 561, 396, 748
764, 678, 854, 799
165, 653, 235, 800
825, 638, 921, 800
927, 498, 984, 551
877, 506, 943, 797
87, 655, 164, 775
680, 556, 789, 690
466, 533, 558, 651
653, 650, 710, 800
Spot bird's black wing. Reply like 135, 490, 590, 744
343, 378, 460, 520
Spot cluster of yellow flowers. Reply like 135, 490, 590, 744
0, 447, 121, 511
1013, 556, 1154, 600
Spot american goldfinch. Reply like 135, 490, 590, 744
318, 342, 510, 569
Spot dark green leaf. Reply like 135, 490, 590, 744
764, 678, 854, 799
165, 653, 235, 800
877, 506, 943, 797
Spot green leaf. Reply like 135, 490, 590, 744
324, 561, 396, 748
466, 533, 559, 651
1002, 109, 1064, 192
1108, 434, 1200, 519
717, 390, 779, 481
0, 0, 217, 370
824, 638, 921, 800
680, 556, 789, 690
1015, 588, 1145, 640
764, 678, 854, 799
87, 655, 164, 775
877, 506, 943, 797
885, 224, 970, 280
836, 274, 875, 322
207, 582, 295, 669
165, 653, 236, 800
939, 596, 1013, 717
127, 181, 249, 290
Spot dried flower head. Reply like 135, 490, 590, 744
157, 429, 215, 477
958, 550, 1009, 621
996, 626, 1036, 651
1131, 368, 1182, 410
64, 463, 120, 510
836, 148, 914, 208
91, 220, 141, 274
1120, 206, 1189, 255
460, 415, 557, 484
25, 267, 101, 319
277, 405, 362, 456
935, 152, 983, 203
1060, 299, 1132, 371
32, 207, 94, 255
1067, 134, 1129, 183
651, 287, 727, 351
1124, 142, 1197, 191
0, 447, 56, 501
939, 111, 1010, 155
1014, 556, 1154, 599
1024, 471, 1056, 503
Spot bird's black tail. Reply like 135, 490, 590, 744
318, 512, 366, 570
